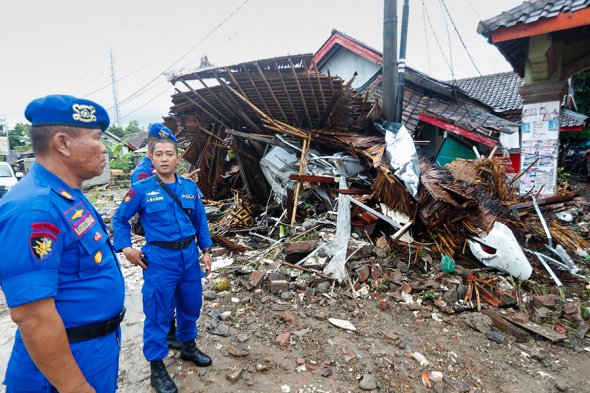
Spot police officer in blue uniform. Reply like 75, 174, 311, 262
113, 137, 212, 393
0, 95, 125, 393
129, 123, 184, 350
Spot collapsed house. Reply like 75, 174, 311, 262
157, 29, 590, 345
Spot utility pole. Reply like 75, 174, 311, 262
382, 0, 398, 121
110, 50, 121, 126
394, 0, 410, 123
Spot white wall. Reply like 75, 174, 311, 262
318, 47, 381, 89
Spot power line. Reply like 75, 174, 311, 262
438, 0, 455, 80
421, 0, 453, 74
119, 85, 172, 122
108, 0, 251, 112
439, 0, 482, 76
421, 4, 432, 75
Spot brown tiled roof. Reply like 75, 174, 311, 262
361, 68, 519, 140
126, 132, 148, 150
478, 0, 590, 36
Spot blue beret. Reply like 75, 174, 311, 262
149, 123, 177, 142
25, 94, 110, 132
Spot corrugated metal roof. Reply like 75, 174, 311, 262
478, 0, 590, 37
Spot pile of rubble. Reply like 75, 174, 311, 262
159, 54, 590, 351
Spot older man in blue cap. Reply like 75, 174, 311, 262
0, 94, 125, 392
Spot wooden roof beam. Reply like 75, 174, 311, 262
173, 87, 232, 130
241, 63, 275, 118
289, 58, 313, 128
254, 62, 290, 123
273, 59, 300, 125
178, 79, 234, 126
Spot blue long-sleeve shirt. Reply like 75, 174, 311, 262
112, 174, 212, 252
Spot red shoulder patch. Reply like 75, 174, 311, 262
31, 222, 61, 235
123, 189, 136, 203
137, 173, 148, 180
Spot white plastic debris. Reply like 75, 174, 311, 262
429, 371, 444, 382
328, 318, 357, 331
401, 291, 414, 305
412, 352, 430, 367
280, 385, 291, 393
467, 221, 532, 280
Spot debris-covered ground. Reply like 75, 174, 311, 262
2, 182, 590, 393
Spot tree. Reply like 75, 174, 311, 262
125, 120, 142, 135
8, 123, 31, 148
560, 70, 590, 152
108, 125, 126, 139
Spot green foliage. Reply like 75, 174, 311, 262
107, 120, 144, 139
8, 123, 31, 148
562, 70, 590, 152
108, 142, 134, 171
126, 120, 142, 134
226, 149, 235, 161
108, 125, 126, 138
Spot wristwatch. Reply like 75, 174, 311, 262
203, 247, 212, 255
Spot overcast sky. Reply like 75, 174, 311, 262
0, 0, 524, 129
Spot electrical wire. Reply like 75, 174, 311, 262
421, 0, 453, 74
439, 0, 482, 76
421, 4, 432, 75
108, 0, 251, 112
438, 0, 455, 80
118, 85, 173, 121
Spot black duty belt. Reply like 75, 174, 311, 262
66, 307, 126, 343
150, 237, 194, 250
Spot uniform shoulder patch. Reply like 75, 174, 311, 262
137, 173, 149, 181
123, 189, 136, 203
30, 231, 57, 261
31, 222, 61, 235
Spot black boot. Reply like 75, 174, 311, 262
180, 340, 212, 367
166, 319, 182, 350
150, 360, 178, 393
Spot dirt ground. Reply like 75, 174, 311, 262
1, 182, 590, 393
1, 253, 589, 393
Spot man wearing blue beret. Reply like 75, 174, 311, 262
0, 94, 125, 392
113, 137, 212, 393
130, 123, 200, 351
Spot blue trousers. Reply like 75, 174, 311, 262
4, 329, 120, 392
141, 244, 203, 361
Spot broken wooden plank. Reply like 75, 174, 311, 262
504, 316, 568, 343
510, 193, 576, 210
281, 261, 337, 281
289, 174, 336, 183
481, 310, 530, 343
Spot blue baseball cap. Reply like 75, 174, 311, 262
25, 94, 110, 132
149, 123, 177, 142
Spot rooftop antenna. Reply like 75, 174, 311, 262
110, 50, 121, 126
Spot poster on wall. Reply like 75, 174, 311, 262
519, 101, 560, 196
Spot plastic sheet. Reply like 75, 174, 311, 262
376, 121, 420, 197
323, 177, 351, 283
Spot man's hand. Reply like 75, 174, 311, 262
183, 168, 200, 183
202, 252, 212, 277
122, 247, 147, 269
